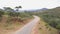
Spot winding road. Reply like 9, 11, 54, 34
14, 16, 40, 34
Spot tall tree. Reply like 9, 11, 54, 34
0, 9, 4, 17
15, 6, 22, 11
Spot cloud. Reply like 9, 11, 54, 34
0, 0, 60, 9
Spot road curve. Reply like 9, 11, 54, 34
14, 16, 40, 34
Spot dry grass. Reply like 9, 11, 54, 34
0, 22, 23, 34
0, 15, 33, 34
38, 19, 58, 34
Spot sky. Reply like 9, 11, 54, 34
0, 0, 60, 10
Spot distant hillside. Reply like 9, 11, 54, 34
21, 8, 48, 12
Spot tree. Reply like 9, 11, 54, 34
3, 7, 14, 12
0, 9, 4, 17
15, 6, 22, 17
15, 6, 22, 11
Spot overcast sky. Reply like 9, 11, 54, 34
0, 0, 60, 10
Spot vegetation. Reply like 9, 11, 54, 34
38, 20, 58, 34
39, 7, 60, 30
0, 6, 33, 33
0, 6, 60, 34
0, 6, 33, 20
29, 7, 60, 29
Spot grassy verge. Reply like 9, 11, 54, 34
38, 19, 58, 34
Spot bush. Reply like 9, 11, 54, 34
56, 24, 60, 30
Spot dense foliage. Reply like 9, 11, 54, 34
39, 7, 60, 30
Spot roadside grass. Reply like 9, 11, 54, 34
38, 19, 58, 34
